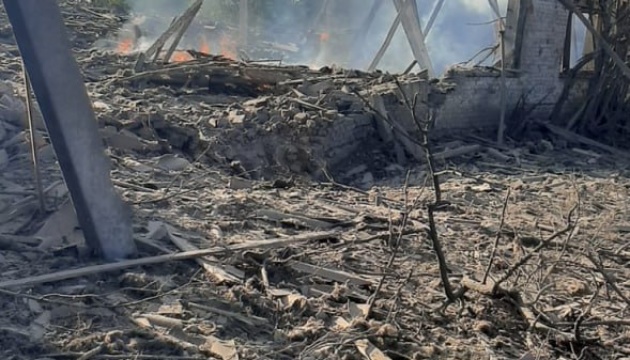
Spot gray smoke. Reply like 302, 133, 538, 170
112, 0, 517, 75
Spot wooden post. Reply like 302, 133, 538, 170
393, 0, 434, 77
370, 0, 442, 73
424, 0, 444, 38
562, 12, 574, 72
495, 0, 519, 67
497, 29, 507, 146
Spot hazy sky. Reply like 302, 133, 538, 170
377, 0, 510, 74
376, 0, 585, 75
121, 0, 586, 76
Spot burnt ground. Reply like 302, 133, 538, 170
1, 2, 630, 360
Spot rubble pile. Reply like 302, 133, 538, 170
1, 2, 630, 360
95, 53, 386, 182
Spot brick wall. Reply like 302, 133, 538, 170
373, 0, 587, 137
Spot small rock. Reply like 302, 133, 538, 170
228, 110, 245, 125
324, 110, 338, 120
228, 176, 253, 190
92, 100, 110, 111
294, 112, 308, 123
155, 154, 191, 172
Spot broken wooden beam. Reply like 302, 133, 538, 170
557, 0, 630, 80
136, 0, 203, 71
0, 231, 339, 289
393, 0, 434, 77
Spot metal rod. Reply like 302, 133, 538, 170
22, 60, 45, 214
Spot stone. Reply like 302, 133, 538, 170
228, 110, 245, 125
155, 154, 191, 172
324, 110, 338, 120
294, 112, 308, 123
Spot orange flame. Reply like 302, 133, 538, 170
117, 38, 134, 55
319, 32, 330, 42
171, 51, 194, 63
200, 35, 211, 55
219, 35, 237, 60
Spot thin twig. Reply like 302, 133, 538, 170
483, 188, 511, 284
427, 203, 456, 302
494, 204, 577, 290
393, 78, 442, 203
365, 170, 413, 319
574, 285, 600, 343
22, 60, 45, 214
584, 251, 630, 307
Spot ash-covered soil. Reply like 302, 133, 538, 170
0, 2, 630, 360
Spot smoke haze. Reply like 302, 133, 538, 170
116, 0, 586, 75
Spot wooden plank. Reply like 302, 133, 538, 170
163, 2, 202, 64
501, 0, 520, 65
0, 231, 339, 289
541, 123, 630, 159
562, 11, 573, 72
511, 0, 529, 69
557, 0, 630, 80
289, 261, 376, 286
166, 226, 244, 284
424, 0, 444, 38
393, 0, 434, 77
136, 0, 203, 70
355, 340, 392, 360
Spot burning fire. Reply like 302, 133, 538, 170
319, 32, 330, 43
170, 51, 194, 63
219, 35, 238, 60
117, 37, 134, 55
114, 27, 238, 62
199, 35, 211, 55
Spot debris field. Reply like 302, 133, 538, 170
0, 2, 630, 360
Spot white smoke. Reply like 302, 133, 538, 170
108, 0, 528, 75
